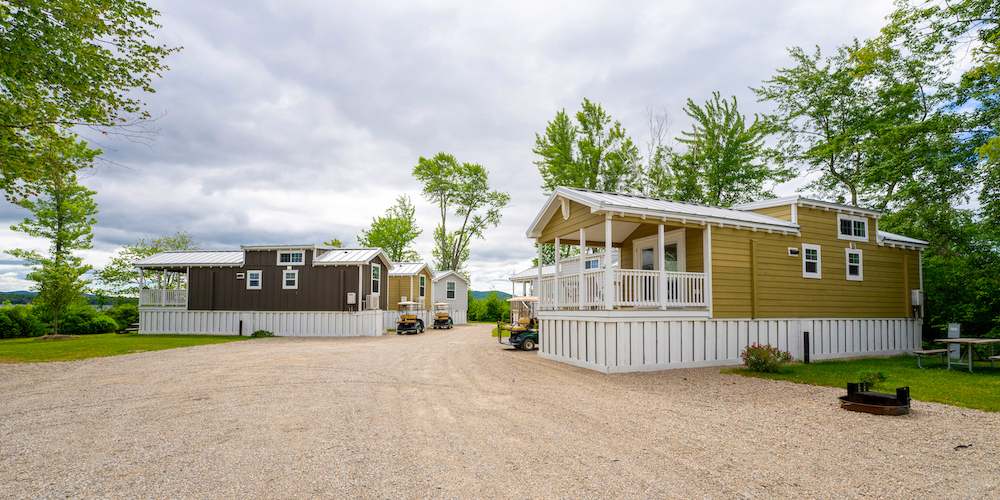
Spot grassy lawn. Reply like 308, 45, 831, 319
0, 333, 250, 363
724, 355, 1000, 412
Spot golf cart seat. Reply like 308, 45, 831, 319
509, 317, 532, 332
435, 313, 449, 319
401, 314, 417, 321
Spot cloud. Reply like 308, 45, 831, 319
0, 0, 897, 292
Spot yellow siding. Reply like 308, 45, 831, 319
539, 200, 607, 243
387, 270, 433, 310
711, 206, 921, 319
747, 205, 792, 222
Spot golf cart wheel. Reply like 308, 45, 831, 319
521, 338, 536, 351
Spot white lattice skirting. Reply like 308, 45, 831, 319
139, 310, 385, 337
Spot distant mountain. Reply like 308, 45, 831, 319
470, 290, 512, 301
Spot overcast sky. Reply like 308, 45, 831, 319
0, 0, 897, 293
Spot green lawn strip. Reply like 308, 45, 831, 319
723, 355, 1000, 412
0, 333, 249, 363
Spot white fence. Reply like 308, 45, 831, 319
539, 270, 707, 309
382, 309, 467, 328
140, 310, 384, 337
537, 312, 922, 373
139, 289, 187, 307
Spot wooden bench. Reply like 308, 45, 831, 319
913, 349, 949, 369
117, 322, 139, 335
990, 355, 1000, 369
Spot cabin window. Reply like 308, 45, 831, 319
837, 214, 868, 242
277, 250, 305, 266
283, 270, 299, 289
584, 258, 600, 269
371, 264, 381, 294
247, 271, 262, 290
419, 275, 426, 297
802, 244, 822, 279
447, 281, 456, 299
846, 249, 863, 281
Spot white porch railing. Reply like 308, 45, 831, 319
539, 270, 706, 309
139, 289, 188, 307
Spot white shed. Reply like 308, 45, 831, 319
431, 270, 469, 325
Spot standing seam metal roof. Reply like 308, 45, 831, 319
313, 248, 389, 267
134, 250, 244, 267
389, 262, 428, 276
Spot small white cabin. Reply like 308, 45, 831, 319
432, 270, 469, 324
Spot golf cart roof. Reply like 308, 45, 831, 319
434, 302, 449, 306
506, 296, 538, 302
397, 301, 418, 306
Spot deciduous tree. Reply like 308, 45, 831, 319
357, 195, 422, 262
94, 229, 198, 300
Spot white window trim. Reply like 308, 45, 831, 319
845, 248, 863, 281
419, 275, 426, 297
837, 214, 869, 243
371, 263, 381, 294
447, 281, 456, 299
802, 244, 822, 279
282, 269, 299, 289
276, 250, 306, 266
632, 229, 686, 272
247, 270, 262, 290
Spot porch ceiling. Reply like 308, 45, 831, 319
551, 221, 640, 246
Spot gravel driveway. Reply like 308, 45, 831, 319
1, 324, 998, 499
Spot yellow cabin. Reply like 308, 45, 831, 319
387, 262, 434, 312
521, 187, 927, 373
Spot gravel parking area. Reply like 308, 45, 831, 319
2, 323, 998, 499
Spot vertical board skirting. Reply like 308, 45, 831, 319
537, 313, 922, 373
140, 310, 384, 336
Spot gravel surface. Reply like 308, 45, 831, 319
1, 324, 998, 499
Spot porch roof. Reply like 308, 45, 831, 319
432, 270, 470, 284
527, 187, 801, 241
389, 262, 430, 276
314, 248, 393, 269
878, 230, 929, 250
134, 250, 244, 270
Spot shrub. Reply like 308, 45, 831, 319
250, 330, 276, 338
0, 310, 19, 339
36, 304, 120, 335
0, 305, 46, 338
104, 304, 139, 331
740, 343, 794, 373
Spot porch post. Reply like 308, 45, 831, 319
604, 214, 613, 310
704, 226, 713, 317
658, 223, 666, 310
579, 228, 586, 310
161, 269, 167, 306
536, 240, 543, 309
554, 236, 561, 310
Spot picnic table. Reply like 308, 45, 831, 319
931, 337, 1000, 373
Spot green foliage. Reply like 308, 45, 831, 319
669, 92, 793, 206
413, 152, 510, 272
724, 355, 1000, 412
468, 291, 511, 323
0, 305, 46, 338
0, 333, 248, 363
250, 330, 276, 338
104, 303, 139, 332
357, 195, 422, 262
94, 229, 198, 299
0, 0, 180, 199
739, 343, 794, 373
856, 369, 890, 388
533, 99, 642, 195
33, 303, 119, 335
324, 238, 344, 248
7, 169, 99, 335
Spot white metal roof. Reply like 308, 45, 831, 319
734, 196, 882, 218
241, 243, 333, 251
528, 187, 801, 239
878, 230, 929, 249
134, 250, 244, 268
432, 270, 469, 284
389, 262, 429, 276
314, 248, 392, 268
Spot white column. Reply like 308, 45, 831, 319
658, 223, 666, 310
579, 227, 586, 310
554, 236, 561, 310
161, 269, 167, 306
537, 240, 543, 309
605, 214, 613, 310
704, 226, 713, 318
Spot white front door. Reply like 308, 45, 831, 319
634, 229, 686, 272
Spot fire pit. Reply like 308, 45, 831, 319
839, 383, 910, 416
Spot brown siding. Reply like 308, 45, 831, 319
188, 249, 382, 312
710, 207, 922, 319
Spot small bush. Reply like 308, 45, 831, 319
250, 330, 276, 338
740, 343, 793, 373
0, 305, 46, 338
857, 369, 889, 387
0, 311, 19, 339
104, 304, 139, 331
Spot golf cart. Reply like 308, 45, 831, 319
396, 301, 425, 335
432, 302, 453, 329
497, 296, 538, 350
